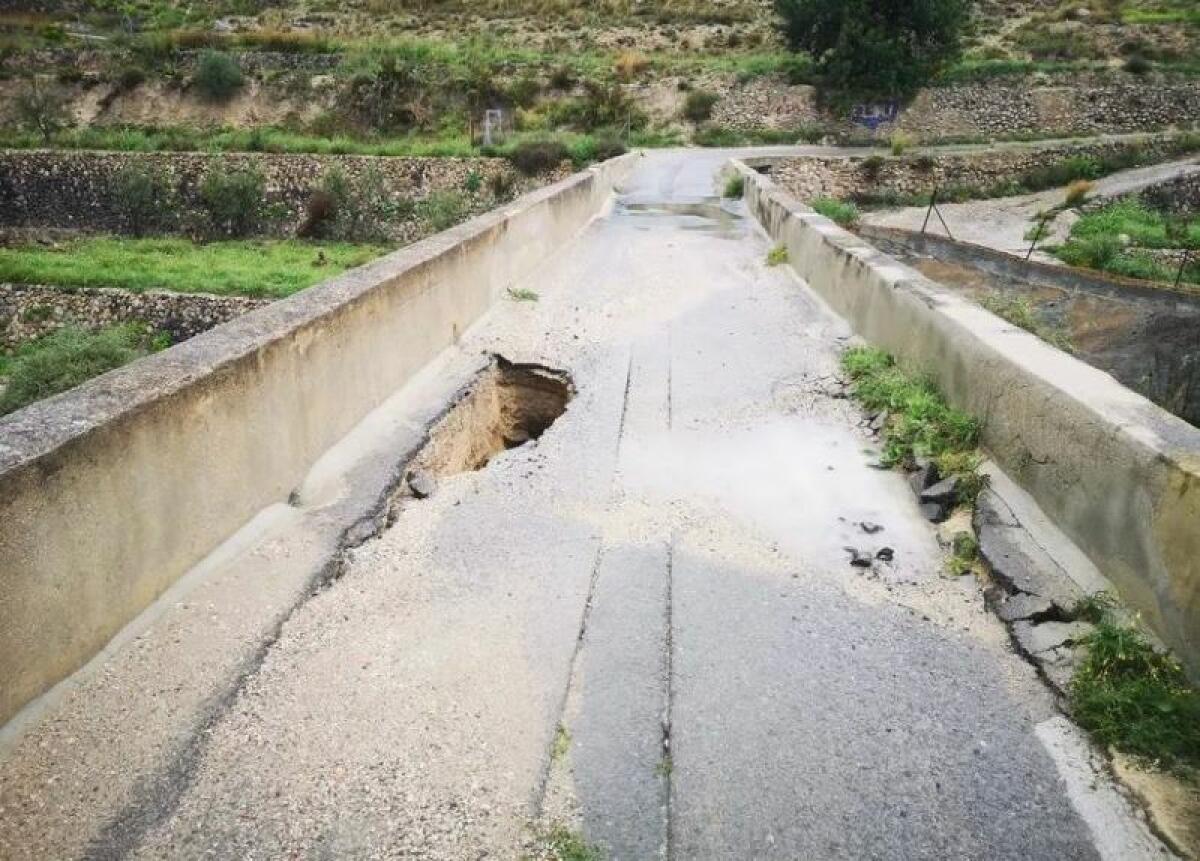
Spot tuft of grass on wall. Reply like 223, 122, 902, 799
1071, 618, 1200, 775
841, 346, 984, 504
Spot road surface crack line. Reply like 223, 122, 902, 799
663, 535, 677, 861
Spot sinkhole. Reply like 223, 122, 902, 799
407, 355, 574, 487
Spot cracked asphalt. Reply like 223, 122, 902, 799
0, 150, 1169, 860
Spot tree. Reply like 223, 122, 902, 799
774, 0, 968, 97
15, 77, 73, 144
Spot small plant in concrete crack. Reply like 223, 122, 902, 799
946, 531, 979, 577
1070, 615, 1200, 777
766, 245, 788, 266
551, 723, 571, 762
723, 174, 745, 198
655, 755, 672, 777
507, 287, 540, 302
1071, 591, 1119, 624
534, 824, 604, 861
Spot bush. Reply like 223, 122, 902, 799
681, 90, 720, 123
723, 174, 745, 198
614, 50, 650, 80
0, 324, 159, 417
112, 164, 174, 236
299, 165, 395, 242
198, 166, 267, 238
1064, 179, 1093, 206
774, 0, 968, 96
547, 81, 646, 133
1123, 53, 1153, 74
417, 190, 469, 232
509, 140, 571, 175
115, 66, 146, 92
488, 170, 516, 199
591, 136, 628, 161
194, 51, 244, 101
889, 131, 914, 155
14, 77, 72, 143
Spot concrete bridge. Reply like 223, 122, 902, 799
1, 150, 1195, 859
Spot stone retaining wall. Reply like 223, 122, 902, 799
0, 150, 552, 239
763, 134, 1199, 202
0, 283, 267, 350
712, 73, 1200, 141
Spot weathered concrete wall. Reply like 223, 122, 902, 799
733, 158, 1200, 678
762, 134, 1200, 202
0, 150, 557, 239
0, 282, 267, 349
859, 226, 1200, 429
0, 153, 636, 727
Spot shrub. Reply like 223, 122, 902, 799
112, 164, 174, 236
723, 174, 745, 198
1123, 53, 1153, 74
681, 90, 720, 123
299, 165, 395, 242
509, 140, 571, 175
614, 50, 650, 80
774, 0, 968, 96
0, 324, 159, 417
14, 77, 72, 143
860, 154, 886, 180
115, 66, 146, 92
1064, 179, 1093, 206
1056, 235, 1122, 270
198, 166, 267, 238
889, 131, 914, 156
547, 81, 646, 132
488, 170, 516, 199
810, 197, 860, 227
417, 190, 469, 232
463, 170, 483, 193
194, 51, 244, 101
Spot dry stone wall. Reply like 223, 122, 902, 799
711, 74, 1200, 141
0, 150, 549, 238
765, 135, 1199, 202
0, 282, 266, 350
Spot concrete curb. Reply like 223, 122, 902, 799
731, 157, 1200, 680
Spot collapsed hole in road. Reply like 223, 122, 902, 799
409, 355, 574, 484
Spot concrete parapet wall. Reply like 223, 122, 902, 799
733, 158, 1200, 678
0, 153, 636, 726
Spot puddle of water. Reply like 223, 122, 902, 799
617, 199, 745, 239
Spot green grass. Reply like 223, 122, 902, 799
1068, 200, 1200, 249
0, 238, 391, 299
766, 245, 788, 266
810, 197, 860, 228
1071, 619, 1200, 775
841, 346, 985, 505
723, 174, 745, 198
980, 294, 1073, 351
1052, 200, 1200, 287
0, 323, 168, 416
507, 287, 540, 302
551, 724, 570, 760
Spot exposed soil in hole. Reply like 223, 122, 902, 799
408, 355, 574, 484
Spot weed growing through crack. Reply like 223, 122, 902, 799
723, 174, 745, 198
946, 531, 979, 577
551, 723, 571, 761
535, 825, 604, 861
842, 347, 979, 464
1070, 615, 1200, 777
507, 287, 540, 302
655, 755, 673, 777
766, 245, 788, 266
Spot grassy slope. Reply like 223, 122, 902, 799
0, 238, 391, 298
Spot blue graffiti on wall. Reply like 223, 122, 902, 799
850, 102, 900, 130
